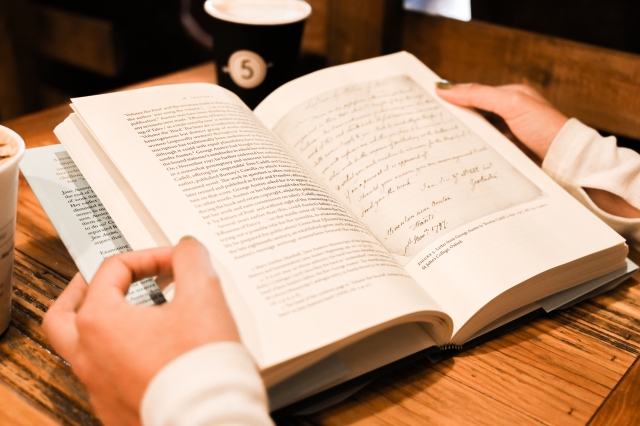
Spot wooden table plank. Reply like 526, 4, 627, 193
287, 273, 640, 425
589, 357, 640, 426
0, 379, 59, 426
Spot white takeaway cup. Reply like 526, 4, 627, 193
0, 126, 25, 334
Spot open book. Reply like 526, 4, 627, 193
26, 52, 632, 409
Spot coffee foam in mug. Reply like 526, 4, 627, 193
205, 0, 311, 25
0, 130, 19, 166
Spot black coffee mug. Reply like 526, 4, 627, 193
204, 0, 311, 109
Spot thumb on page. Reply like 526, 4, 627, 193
171, 236, 240, 341
171, 236, 219, 300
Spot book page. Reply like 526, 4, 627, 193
255, 52, 626, 338
66, 84, 451, 369
20, 145, 165, 305
268, 75, 542, 261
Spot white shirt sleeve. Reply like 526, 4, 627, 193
542, 118, 640, 252
141, 341, 274, 426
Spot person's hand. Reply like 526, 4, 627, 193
436, 82, 569, 160
42, 237, 240, 426
437, 82, 640, 219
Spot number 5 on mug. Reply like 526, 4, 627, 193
225, 50, 270, 89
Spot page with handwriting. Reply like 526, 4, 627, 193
66, 83, 450, 371
255, 52, 625, 340
269, 74, 542, 260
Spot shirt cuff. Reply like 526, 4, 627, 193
141, 341, 273, 426
542, 118, 640, 251
543, 118, 640, 207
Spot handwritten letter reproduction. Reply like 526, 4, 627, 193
274, 76, 542, 261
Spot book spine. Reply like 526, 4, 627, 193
439, 343, 463, 351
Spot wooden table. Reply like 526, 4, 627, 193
1, 62, 640, 426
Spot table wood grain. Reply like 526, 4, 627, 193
1, 62, 639, 426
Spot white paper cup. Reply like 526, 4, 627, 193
0, 126, 25, 334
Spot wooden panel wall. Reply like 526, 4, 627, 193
0, 22, 20, 121
28, 4, 122, 77
402, 14, 640, 141
300, 0, 328, 57
326, 0, 403, 66
0, 0, 30, 121
324, 1, 640, 141
470, 0, 640, 54
0, 0, 123, 121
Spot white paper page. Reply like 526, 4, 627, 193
20, 144, 165, 305
268, 322, 436, 410
466, 259, 635, 342
56, 115, 169, 251
539, 258, 637, 312
262, 74, 543, 261
68, 83, 451, 368
254, 52, 626, 338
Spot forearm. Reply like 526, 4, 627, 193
583, 188, 640, 219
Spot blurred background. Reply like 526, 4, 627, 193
0, 0, 326, 121
0, 0, 638, 148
